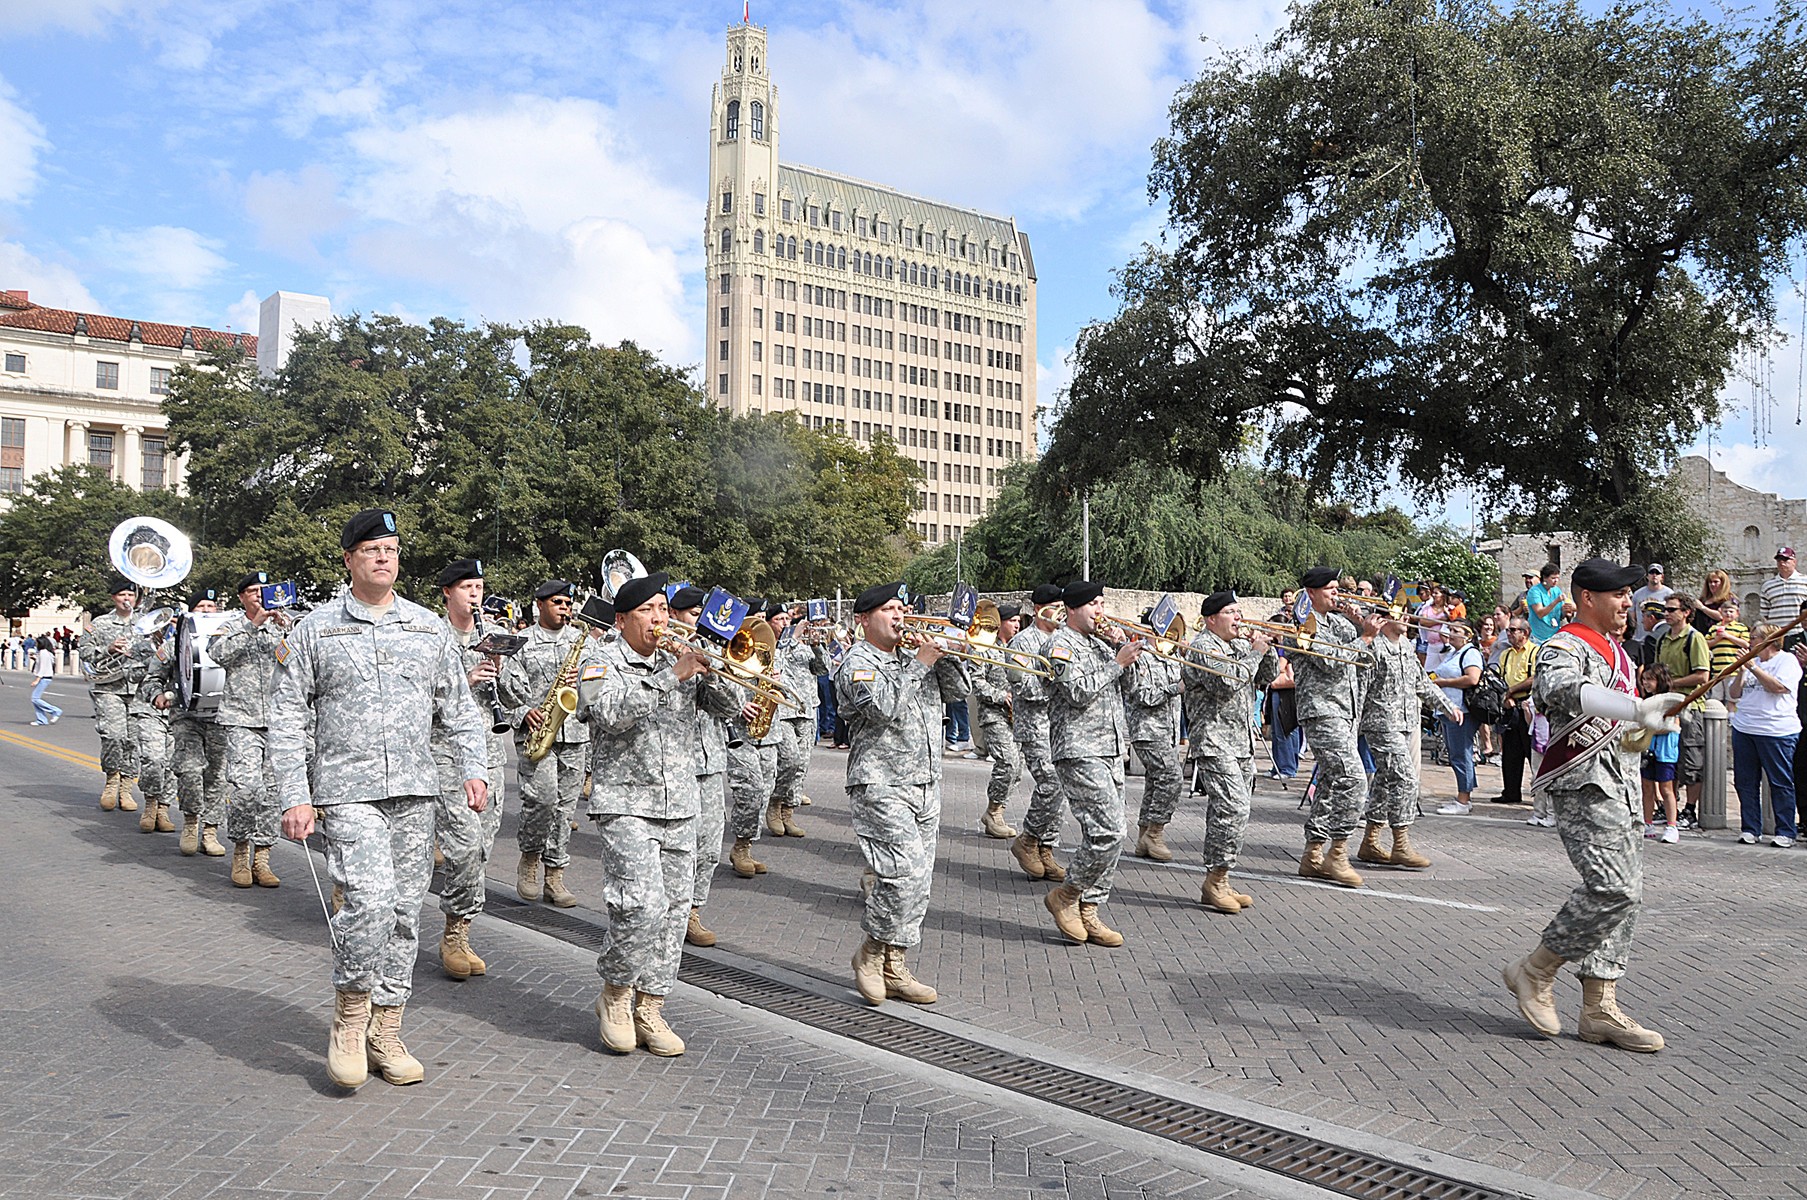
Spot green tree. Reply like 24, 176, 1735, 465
0, 466, 190, 616
1391, 531, 1499, 614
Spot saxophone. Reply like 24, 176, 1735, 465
523, 630, 586, 762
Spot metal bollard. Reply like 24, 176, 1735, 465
1698, 700, 1729, 831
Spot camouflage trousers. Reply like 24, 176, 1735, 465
171, 715, 228, 825
224, 726, 278, 848
1195, 757, 1256, 870
91, 689, 136, 776
129, 709, 172, 806
693, 771, 726, 906
320, 796, 435, 1006
515, 741, 586, 868
1361, 726, 1421, 828
592, 813, 696, 996
1053, 756, 1126, 906
979, 712, 1021, 807
1540, 783, 1643, 981
1299, 716, 1367, 843
1014, 705, 1067, 846
849, 781, 940, 948
435, 761, 505, 920
772, 717, 812, 807
728, 739, 778, 841
1133, 738, 1183, 827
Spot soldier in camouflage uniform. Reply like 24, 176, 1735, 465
1124, 612, 1185, 863
970, 604, 1022, 840
210, 570, 287, 890
1288, 567, 1375, 888
126, 616, 178, 836
1502, 558, 1679, 1053
1182, 592, 1277, 913
1041, 581, 1145, 947
1008, 584, 1070, 881
767, 603, 828, 837
80, 579, 142, 812
171, 591, 229, 857
836, 580, 968, 1005
1357, 603, 1461, 871
272, 508, 489, 1091
582, 572, 735, 1056
497, 580, 593, 907
432, 558, 512, 981
725, 597, 781, 878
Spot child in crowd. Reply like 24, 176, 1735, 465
1639, 663, 1681, 843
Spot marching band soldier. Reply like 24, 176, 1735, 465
669, 586, 742, 944
271, 508, 489, 1090
499, 579, 592, 907
81, 578, 141, 812
171, 590, 229, 857
1009, 583, 1071, 880
584, 572, 735, 1056
1289, 566, 1374, 888
1503, 558, 1681, 1053
1041, 580, 1144, 947
970, 603, 1023, 839
1125, 608, 1185, 863
434, 558, 511, 981
767, 601, 827, 837
836, 581, 968, 1005
126, 616, 178, 836
726, 596, 780, 878
1182, 592, 1277, 912
210, 571, 286, 889
1357, 601, 1460, 870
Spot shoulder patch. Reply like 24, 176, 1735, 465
273, 640, 292, 665
851, 669, 876, 682
580, 663, 608, 681
1048, 645, 1072, 661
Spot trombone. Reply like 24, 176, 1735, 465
900, 605, 1054, 678
1339, 593, 1458, 631
1238, 618, 1371, 668
660, 619, 802, 712
1098, 612, 1247, 680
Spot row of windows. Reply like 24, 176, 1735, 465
914, 491, 989, 516
0, 417, 167, 493
721, 229, 1027, 306
722, 99, 766, 142
9, 356, 173, 395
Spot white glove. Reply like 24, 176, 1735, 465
1579, 683, 1681, 733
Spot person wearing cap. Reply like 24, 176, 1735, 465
1007, 584, 1072, 881
1123, 606, 1185, 864
1355, 592, 1461, 869
432, 558, 512, 981
270, 508, 489, 1090
171, 591, 230, 858
667, 585, 749, 945
1182, 591, 1277, 913
1629, 564, 1672, 648
1760, 546, 1807, 624
1629, 600, 1669, 669
80, 577, 143, 813
1502, 557, 1681, 1054
584, 571, 736, 1055
1288, 566, 1375, 888
724, 596, 785, 878
209, 570, 288, 889
123, 605, 180, 839
969, 603, 1023, 840
1040, 580, 1145, 946
767, 601, 828, 838
497, 578, 594, 907
835, 580, 968, 1005
1526, 563, 1566, 644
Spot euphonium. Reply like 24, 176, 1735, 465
523, 631, 586, 762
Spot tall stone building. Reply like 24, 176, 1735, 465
704, 21, 1038, 546
1675, 454, 1807, 615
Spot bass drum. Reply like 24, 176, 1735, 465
175, 612, 233, 714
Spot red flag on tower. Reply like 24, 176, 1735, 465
743, 2, 750, 22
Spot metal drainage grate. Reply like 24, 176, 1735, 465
485, 894, 1520, 1200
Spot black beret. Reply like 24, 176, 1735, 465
189, 588, 218, 607
744, 596, 765, 613
1061, 579, 1104, 608
436, 558, 482, 588
235, 570, 270, 593
613, 571, 669, 614
997, 604, 1020, 621
669, 585, 707, 610
578, 595, 615, 627
1200, 590, 1237, 617
109, 576, 136, 595
534, 579, 575, 601
853, 581, 908, 614
765, 601, 788, 619
1030, 583, 1064, 607
1299, 565, 1338, 589
1572, 558, 1644, 593
340, 508, 397, 549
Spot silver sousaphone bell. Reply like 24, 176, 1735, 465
109, 516, 193, 591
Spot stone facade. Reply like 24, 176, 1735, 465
1674, 454, 1807, 615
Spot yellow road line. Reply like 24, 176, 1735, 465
0, 728, 101, 771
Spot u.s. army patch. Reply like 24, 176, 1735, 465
1049, 645, 1072, 661
851, 669, 875, 682
580, 664, 608, 681
273, 639, 292, 665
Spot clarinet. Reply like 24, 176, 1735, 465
473, 600, 511, 734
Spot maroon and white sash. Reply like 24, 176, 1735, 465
1528, 624, 1634, 795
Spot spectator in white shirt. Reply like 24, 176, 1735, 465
1729, 625, 1801, 847
30, 644, 62, 725
1630, 564, 1673, 647
1760, 547, 1807, 624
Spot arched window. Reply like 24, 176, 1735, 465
788, 236, 797, 259
930, 267, 938, 289
909, 262, 919, 286
864, 252, 873, 274
753, 229, 765, 254
1744, 525, 1763, 558
802, 238, 812, 262
719, 227, 732, 254
725, 100, 739, 140
750, 101, 765, 140
885, 257, 894, 279
816, 242, 826, 266
837, 247, 847, 269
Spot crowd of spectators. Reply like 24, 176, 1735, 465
4, 628, 78, 674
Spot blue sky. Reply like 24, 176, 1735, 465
0, 0, 1799, 519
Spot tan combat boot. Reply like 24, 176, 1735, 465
99, 772, 121, 811
1303, 839, 1364, 888
685, 907, 717, 947
859, 866, 877, 897
1199, 868, 1243, 914
1578, 978, 1665, 1052
1228, 879, 1254, 908
516, 852, 543, 902
200, 824, 226, 857
117, 778, 139, 812
729, 838, 761, 879
1297, 840, 1326, 877
1078, 903, 1124, 947
596, 983, 635, 1053
1037, 845, 1067, 882
327, 989, 370, 1089
882, 945, 938, 1004
1501, 944, 1565, 1037
154, 804, 175, 833
251, 845, 281, 888
541, 866, 576, 908
633, 992, 685, 1056
798, 791, 813, 807
1355, 822, 1391, 866
765, 801, 785, 836
851, 936, 887, 1004
780, 805, 806, 837
1044, 882, 1088, 943
980, 803, 1017, 840
441, 914, 485, 981
432, 842, 444, 868
139, 799, 158, 833
1389, 826, 1431, 869
365, 1004, 424, 1084
1010, 833, 1046, 880
1135, 822, 1174, 862
230, 842, 253, 888
330, 884, 344, 914
179, 813, 200, 856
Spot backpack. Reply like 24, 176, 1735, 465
1468, 660, 1509, 725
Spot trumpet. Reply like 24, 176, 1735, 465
900, 610, 1055, 678
1339, 594, 1458, 630
1097, 613, 1247, 680
1237, 618, 1371, 668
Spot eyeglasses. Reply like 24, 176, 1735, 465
352, 545, 400, 560
1663, 607, 1684, 614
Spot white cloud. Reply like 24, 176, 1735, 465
87, 225, 230, 290
1036, 341, 1076, 449
243, 165, 352, 257
1704, 441, 1789, 496
0, 239, 100, 311
224, 287, 260, 336
0, 77, 49, 205
0, 0, 149, 35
